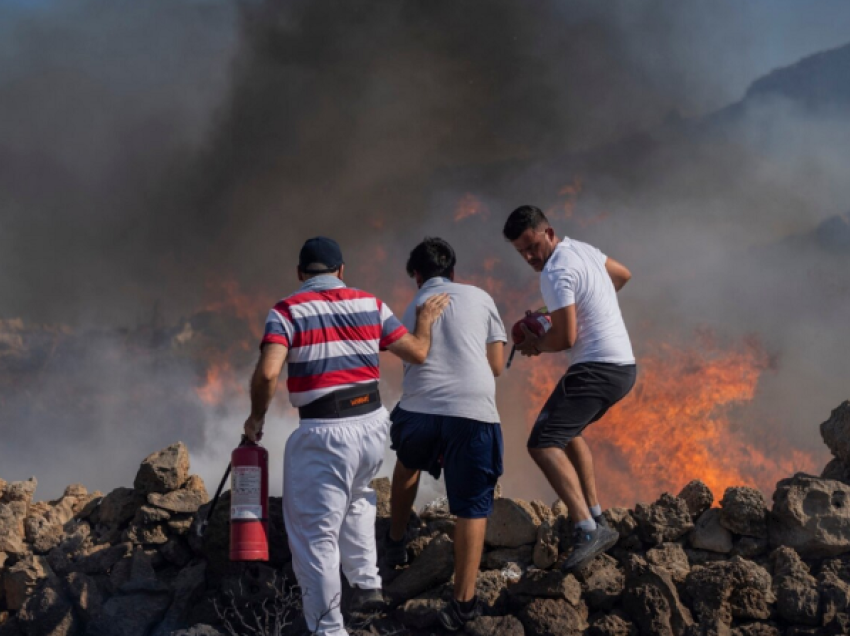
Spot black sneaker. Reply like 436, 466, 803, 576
438, 596, 482, 631
561, 525, 619, 572
349, 587, 386, 613
383, 531, 408, 568
594, 514, 610, 529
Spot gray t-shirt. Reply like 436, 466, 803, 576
398, 277, 506, 423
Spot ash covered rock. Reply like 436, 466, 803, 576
720, 486, 769, 538
821, 400, 850, 465
679, 479, 714, 518
634, 492, 694, 545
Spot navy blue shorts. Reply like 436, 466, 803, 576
389, 406, 503, 519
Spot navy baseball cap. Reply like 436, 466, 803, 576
298, 236, 344, 273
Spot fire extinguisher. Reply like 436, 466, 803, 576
197, 436, 269, 562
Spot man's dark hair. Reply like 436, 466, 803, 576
406, 237, 456, 281
503, 205, 549, 241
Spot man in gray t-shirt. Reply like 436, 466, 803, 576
385, 237, 506, 631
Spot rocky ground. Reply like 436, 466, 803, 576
2, 401, 850, 636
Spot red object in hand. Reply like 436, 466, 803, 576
230, 441, 269, 561
511, 310, 552, 344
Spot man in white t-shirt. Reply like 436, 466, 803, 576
503, 205, 637, 572
385, 237, 506, 631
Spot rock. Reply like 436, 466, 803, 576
123, 523, 169, 546
18, 583, 79, 636
474, 569, 511, 612
147, 488, 207, 515
685, 557, 774, 633
633, 493, 693, 545
120, 549, 168, 594
691, 508, 734, 553
395, 596, 444, 630
731, 624, 781, 636
819, 570, 850, 627
508, 570, 582, 606
159, 539, 194, 567
1, 478, 37, 506
150, 562, 207, 636
822, 458, 850, 484
679, 480, 714, 518
586, 610, 637, 636
70, 542, 133, 575
419, 497, 451, 521
166, 515, 194, 536
0, 503, 27, 555
384, 534, 454, 601
63, 485, 88, 499
66, 572, 103, 623
485, 499, 539, 547
480, 545, 533, 570
733, 535, 769, 559
771, 546, 820, 626
464, 615, 525, 636
133, 442, 190, 495
94, 488, 145, 528
621, 554, 694, 636
85, 590, 172, 636
517, 598, 588, 636
769, 474, 850, 557
4, 555, 53, 611
57, 521, 91, 556
530, 500, 554, 525
533, 520, 559, 569
575, 554, 624, 611
370, 477, 391, 518
551, 500, 568, 518
603, 507, 637, 538
645, 542, 690, 584
169, 626, 224, 636
134, 506, 171, 524
821, 401, 850, 464
720, 487, 768, 538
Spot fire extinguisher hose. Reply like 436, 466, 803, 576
197, 436, 252, 538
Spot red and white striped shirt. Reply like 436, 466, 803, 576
261, 280, 406, 407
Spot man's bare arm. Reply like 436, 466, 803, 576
244, 343, 288, 441
516, 305, 576, 356
487, 341, 505, 376
386, 293, 450, 364
605, 257, 632, 291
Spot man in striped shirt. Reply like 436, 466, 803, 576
243, 237, 448, 636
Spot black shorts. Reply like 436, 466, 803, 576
527, 362, 637, 449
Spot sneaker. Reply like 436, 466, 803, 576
349, 587, 386, 613
594, 514, 610, 529
438, 596, 482, 631
383, 531, 408, 568
561, 525, 619, 572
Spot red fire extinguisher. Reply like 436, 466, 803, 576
197, 436, 269, 561
230, 437, 270, 561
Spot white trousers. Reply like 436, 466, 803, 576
283, 407, 389, 636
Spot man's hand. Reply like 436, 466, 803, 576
243, 414, 265, 443
415, 293, 450, 324
516, 323, 542, 357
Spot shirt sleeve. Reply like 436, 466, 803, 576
378, 299, 408, 348
541, 266, 576, 312
485, 296, 507, 344
260, 306, 294, 349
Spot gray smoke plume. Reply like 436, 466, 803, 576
1, 0, 849, 502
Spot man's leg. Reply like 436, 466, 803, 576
452, 517, 487, 601
566, 436, 599, 510
284, 427, 350, 636
389, 460, 420, 542
339, 410, 389, 592
528, 446, 592, 523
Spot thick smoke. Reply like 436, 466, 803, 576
1, 0, 849, 502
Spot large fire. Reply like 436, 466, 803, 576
521, 330, 822, 506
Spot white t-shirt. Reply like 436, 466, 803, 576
398, 277, 506, 423
540, 237, 635, 366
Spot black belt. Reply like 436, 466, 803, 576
298, 382, 381, 420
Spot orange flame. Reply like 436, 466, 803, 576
520, 332, 824, 505
454, 193, 489, 222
